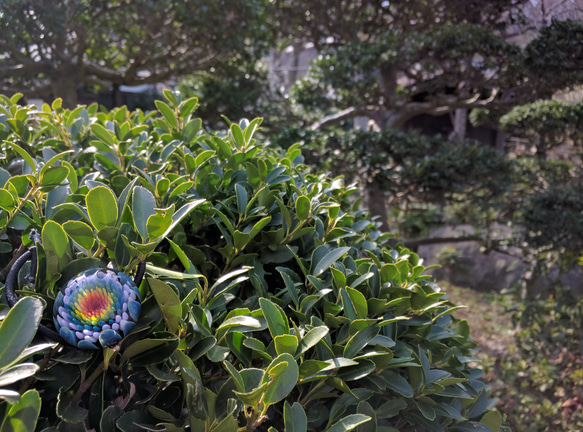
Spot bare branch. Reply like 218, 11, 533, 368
309, 106, 383, 130
0, 83, 52, 97
396, 235, 483, 249
83, 62, 123, 84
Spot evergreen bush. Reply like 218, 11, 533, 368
0, 92, 502, 431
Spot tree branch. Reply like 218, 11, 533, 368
309, 106, 382, 130
0, 83, 52, 97
396, 235, 483, 249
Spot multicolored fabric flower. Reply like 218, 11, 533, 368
53, 269, 141, 350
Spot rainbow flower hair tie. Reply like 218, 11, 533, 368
53, 269, 142, 350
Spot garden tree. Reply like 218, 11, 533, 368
0, 0, 272, 108
498, 99, 583, 158
272, 126, 518, 242
469, 97, 583, 291
270, 0, 583, 230
177, 62, 282, 131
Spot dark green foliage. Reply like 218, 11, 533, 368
525, 19, 583, 92
178, 63, 270, 130
0, 0, 273, 107
521, 184, 583, 254
500, 99, 583, 151
0, 92, 502, 431
490, 283, 583, 431
272, 0, 583, 133
273, 126, 514, 210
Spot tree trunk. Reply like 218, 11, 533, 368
366, 182, 390, 232
362, 111, 402, 232
449, 108, 467, 142
112, 84, 124, 107
288, 42, 303, 87
495, 130, 507, 153
51, 76, 79, 108
537, 134, 547, 160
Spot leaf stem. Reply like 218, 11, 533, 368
298, 378, 328, 407
0, 185, 39, 238
72, 359, 106, 404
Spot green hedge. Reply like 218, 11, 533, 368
0, 92, 502, 431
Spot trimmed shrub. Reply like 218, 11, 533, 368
0, 92, 501, 431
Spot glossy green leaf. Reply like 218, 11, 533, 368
223, 361, 245, 393
236, 183, 248, 213
57, 389, 89, 423
480, 410, 502, 432
100, 406, 124, 432
90, 123, 115, 146
40, 166, 69, 188
415, 401, 436, 421
230, 123, 245, 147
261, 353, 299, 406
156, 178, 170, 198
0, 189, 16, 212
9, 143, 36, 174
327, 414, 371, 432
376, 399, 408, 419
295, 326, 329, 357
155, 100, 177, 128
346, 287, 368, 319
337, 359, 376, 381
176, 351, 208, 420
62, 220, 95, 252
0, 363, 40, 387
0, 389, 41, 432
234, 230, 250, 251
158, 198, 205, 240
86, 186, 118, 231
184, 153, 196, 174
249, 216, 272, 240
179, 96, 199, 118
216, 315, 263, 334
381, 371, 414, 398
207, 345, 230, 362
194, 149, 215, 167
284, 402, 308, 432
61, 160, 78, 193
234, 381, 269, 407
295, 196, 311, 222
243, 337, 272, 361
184, 118, 202, 141
260, 297, 290, 337
149, 278, 182, 333
0, 298, 43, 370
467, 388, 490, 418
132, 186, 156, 240
452, 422, 494, 432
380, 263, 399, 283
119, 334, 180, 366
312, 247, 351, 276
147, 204, 175, 241
190, 336, 216, 361
343, 324, 379, 359
243, 117, 262, 142
97, 226, 118, 252
274, 334, 299, 356
226, 331, 253, 366
163, 89, 179, 107
0, 389, 20, 405
42, 220, 71, 274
